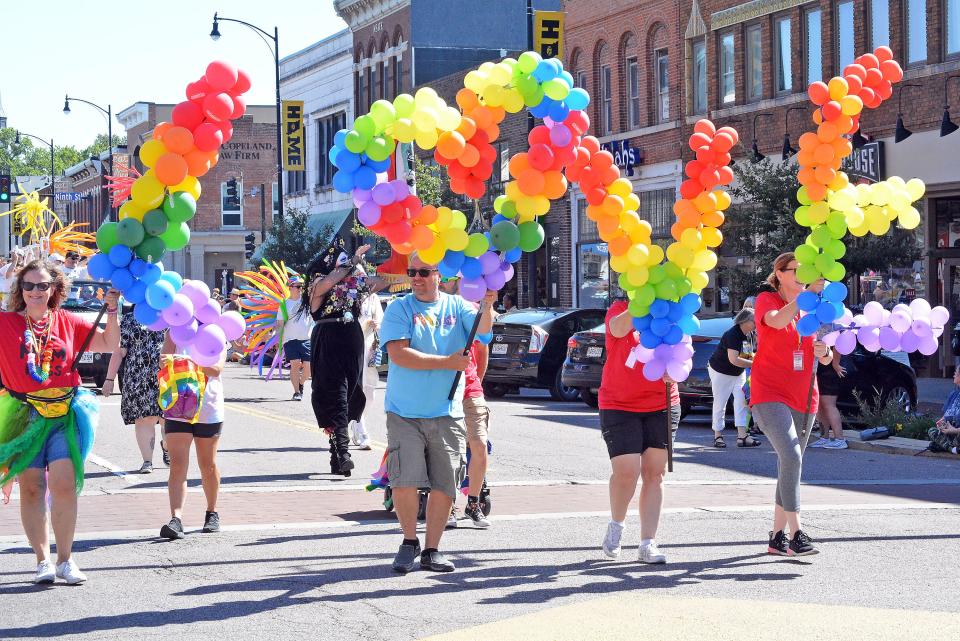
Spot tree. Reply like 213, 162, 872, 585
722, 158, 922, 304
260, 206, 332, 275
0, 128, 126, 179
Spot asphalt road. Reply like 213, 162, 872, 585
1, 363, 958, 640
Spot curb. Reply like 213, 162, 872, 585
842, 429, 957, 460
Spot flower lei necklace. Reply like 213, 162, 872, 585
24, 311, 54, 383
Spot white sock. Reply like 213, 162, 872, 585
610, 519, 625, 529
640, 538, 654, 547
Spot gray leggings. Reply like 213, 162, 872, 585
751, 402, 815, 512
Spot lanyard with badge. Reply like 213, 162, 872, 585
789, 315, 805, 372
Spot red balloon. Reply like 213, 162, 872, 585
859, 53, 880, 69
528, 144, 555, 171
528, 125, 551, 146
715, 152, 732, 166
186, 78, 210, 101
218, 120, 234, 143
232, 69, 252, 95
808, 81, 830, 106
685, 160, 704, 179
554, 144, 577, 167
472, 162, 493, 181
203, 93, 234, 122
875, 80, 893, 101
821, 101, 842, 120
566, 110, 590, 136
206, 61, 239, 92
875, 46, 894, 63
879, 60, 903, 83
565, 163, 584, 182
581, 136, 601, 155
717, 126, 739, 145
679, 179, 703, 200
465, 177, 485, 199
585, 186, 607, 206
695, 147, 716, 165
229, 95, 246, 120
717, 166, 734, 185
844, 74, 863, 96
193, 122, 224, 152
381, 203, 404, 224
172, 101, 205, 130
711, 132, 735, 153
699, 169, 720, 190
598, 164, 620, 186
843, 64, 867, 80
688, 132, 712, 150
448, 160, 470, 179
591, 150, 614, 171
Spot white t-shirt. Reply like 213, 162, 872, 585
359, 293, 383, 364
198, 375, 224, 424
281, 297, 314, 342
62, 264, 88, 280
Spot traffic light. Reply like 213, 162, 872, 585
244, 232, 256, 259
226, 178, 239, 207
0, 174, 11, 205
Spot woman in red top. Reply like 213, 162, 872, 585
0, 260, 120, 584
598, 297, 680, 564
750, 252, 833, 557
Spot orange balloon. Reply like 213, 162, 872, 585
542, 171, 568, 199
673, 199, 698, 218
798, 132, 820, 151
393, 241, 415, 255
410, 225, 435, 249
585, 204, 604, 221
459, 143, 480, 168
693, 191, 717, 214
827, 172, 849, 191
701, 210, 725, 227
829, 155, 843, 170
797, 149, 817, 167
812, 110, 824, 125
814, 165, 836, 185
601, 195, 624, 216
677, 208, 701, 228
154, 152, 189, 186
508, 153, 530, 179
834, 114, 854, 134
436, 131, 466, 159
153, 122, 173, 140
456, 88, 479, 111
517, 169, 545, 196
484, 124, 501, 142
806, 182, 827, 202
817, 122, 839, 142
813, 144, 835, 164
798, 166, 817, 185
184, 149, 215, 177
488, 106, 506, 123
418, 205, 439, 226
597, 214, 620, 237
161, 126, 195, 155
608, 235, 631, 257
456, 116, 477, 140
671, 222, 684, 242
832, 137, 852, 157
470, 106, 494, 129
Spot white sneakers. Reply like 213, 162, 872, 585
810, 437, 848, 450
34, 559, 86, 584
638, 541, 667, 564
809, 437, 830, 448
349, 420, 372, 450
602, 521, 624, 559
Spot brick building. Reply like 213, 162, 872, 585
61, 147, 130, 233
117, 102, 279, 292
565, 0, 960, 358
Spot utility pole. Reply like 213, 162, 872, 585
260, 183, 267, 244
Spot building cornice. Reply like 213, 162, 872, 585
335, 0, 409, 33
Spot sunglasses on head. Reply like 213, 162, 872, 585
440, 276, 460, 283
22, 281, 53, 292
407, 268, 437, 278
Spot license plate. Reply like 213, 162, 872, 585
492, 343, 509, 355
586, 346, 603, 359
80, 353, 94, 363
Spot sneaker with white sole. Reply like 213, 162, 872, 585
602, 521, 624, 559
446, 507, 459, 529
34, 560, 55, 584
808, 437, 830, 449
55, 559, 87, 584
825, 439, 848, 449
464, 502, 491, 528
638, 541, 667, 564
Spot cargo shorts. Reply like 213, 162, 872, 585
386, 412, 466, 498
462, 396, 490, 442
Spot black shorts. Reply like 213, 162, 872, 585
600, 406, 681, 458
817, 366, 841, 396
164, 419, 223, 438
284, 339, 311, 362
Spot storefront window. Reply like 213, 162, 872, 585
579, 242, 610, 308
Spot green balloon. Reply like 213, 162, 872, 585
517, 222, 545, 252
116, 218, 145, 247
500, 200, 518, 218
490, 220, 520, 251
826, 213, 848, 238
162, 192, 197, 224
493, 195, 507, 214
354, 115, 376, 138
647, 265, 666, 285
794, 205, 811, 227
824, 239, 846, 260
794, 243, 817, 265
142, 209, 169, 236
161, 222, 190, 251
344, 130, 366, 153
365, 136, 394, 162
655, 279, 678, 300
618, 273, 632, 293
796, 263, 820, 284
825, 262, 846, 282
96, 221, 118, 252
523, 87, 545, 108
628, 297, 648, 316
810, 224, 832, 248
464, 233, 490, 258
676, 277, 693, 298
517, 51, 541, 74
135, 236, 166, 263
636, 284, 656, 306
663, 262, 684, 281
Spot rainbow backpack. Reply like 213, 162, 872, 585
158, 355, 207, 424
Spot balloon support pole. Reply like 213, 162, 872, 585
448, 301, 486, 401
665, 381, 674, 473
71, 303, 109, 372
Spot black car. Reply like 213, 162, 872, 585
484, 307, 607, 401
62, 280, 112, 388
562, 316, 918, 419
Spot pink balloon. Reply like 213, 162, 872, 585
230, 95, 246, 120
203, 93, 234, 122
205, 60, 239, 92
169, 319, 200, 346
218, 120, 234, 143
232, 69, 252, 94
217, 310, 246, 341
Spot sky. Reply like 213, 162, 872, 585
1, 0, 348, 149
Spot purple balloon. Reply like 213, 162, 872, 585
911, 318, 932, 337
371, 182, 395, 206
667, 359, 692, 382
195, 299, 221, 325
899, 330, 921, 353
180, 280, 211, 308
188, 343, 222, 367
169, 319, 200, 346
194, 323, 227, 358
478, 251, 500, 275
642, 358, 667, 382
919, 336, 939, 356
390, 179, 409, 202
483, 269, 506, 291
162, 294, 195, 327
878, 327, 901, 351
146, 317, 169, 332
653, 344, 673, 361
672, 342, 695, 360
459, 277, 486, 302
217, 310, 246, 341
352, 188, 372, 205
500, 262, 515, 282
357, 200, 382, 227
861, 337, 881, 353
835, 330, 857, 355
889, 311, 911, 333
549, 123, 572, 147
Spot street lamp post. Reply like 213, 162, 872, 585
14, 130, 56, 216
63, 95, 114, 222
210, 11, 284, 247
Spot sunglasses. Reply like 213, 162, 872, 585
779, 267, 798, 273
407, 268, 437, 278
22, 281, 53, 292
289, 284, 303, 289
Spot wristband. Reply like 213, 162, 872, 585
104, 378, 114, 382
106, 306, 118, 315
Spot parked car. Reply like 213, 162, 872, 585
62, 280, 111, 388
484, 307, 607, 401
562, 315, 918, 420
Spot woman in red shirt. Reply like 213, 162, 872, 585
751, 252, 833, 557
0, 260, 120, 584
598, 297, 680, 564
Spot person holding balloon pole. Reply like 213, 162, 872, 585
599, 295, 680, 565
750, 252, 833, 558
0, 259, 120, 584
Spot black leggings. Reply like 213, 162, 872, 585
310, 321, 366, 455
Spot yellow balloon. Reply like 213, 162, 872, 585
828, 76, 849, 101
609, 253, 631, 274
391, 118, 416, 143
840, 95, 863, 116
627, 244, 649, 266
870, 182, 892, 206
502, 89, 525, 114
626, 266, 649, 287
692, 249, 717, 271
809, 201, 830, 224
868, 214, 891, 236
414, 128, 438, 150
608, 178, 632, 198
516, 196, 538, 218
714, 190, 732, 211
438, 107, 462, 132
899, 206, 921, 229
688, 269, 709, 292
854, 183, 872, 207
139, 139, 167, 168
418, 242, 447, 265
667, 244, 694, 268
505, 181, 523, 202
647, 244, 665, 266
449, 209, 468, 230
620, 210, 642, 234
441, 228, 469, 251
130, 172, 165, 210
170, 175, 201, 201
118, 200, 147, 221
517, 211, 537, 223
849, 219, 870, 237
680, 228, 704, 251
701, 226, 723, 248
625, 193, 641, 212
532, 195, 551, 216
906, 178, 926, 201
844, 207, 865, 228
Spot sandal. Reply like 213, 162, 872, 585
737, 435, 761, 447
713, 435, 726, 448
747, 426, 762, 437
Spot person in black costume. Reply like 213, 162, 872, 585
302, 236, 388, 476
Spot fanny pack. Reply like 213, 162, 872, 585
10, 387, 76, 419
158, 355, 207, 424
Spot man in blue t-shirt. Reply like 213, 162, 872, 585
380, 253, 496, 573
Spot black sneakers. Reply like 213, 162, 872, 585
464, 502, 491, 529
160, 517, 185, 540
202, 511, 221, 533
420, 549, 455, 572
392, 542, 421, 574
767, 530, 789, 556
789, 529, 819, 556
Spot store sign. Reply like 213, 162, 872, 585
281, 100, 305, 171
600, 139, 641, 177
840, 140, 885, 183
534, 11, 564, 59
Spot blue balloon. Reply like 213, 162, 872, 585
663, 325, 684, 345
366, 157, 391, 173
133, 302, 161, 325
108, 244, 133, 268
566, 88, 590, 111
548, 101, 570, 123
677, 314, 701, 335
86, 253, 114, 281
328, 146, 340, 167
111, 268, 134, 292
125, 279, 148, 305
128, 258, 148, 278
797, 313, 821, 336
332, 169, 354, 193
679, 293, 702, 315
823, 281, 848, 303
533, 60, 557, 81
529, 101, 550, 119
815, 301, 839, 323
460, 257, 482, 280
640, 330, 662, 349
158, 271, 183, 292
140, 262, 162, 285
442, 250, 465, 271
559, 70, 575, 88
633, 316, 651, 332
650, 317, 672, 337
353, 165, 377, 190
667, 301, 684, 322
438, 261, 459, 278
145, 280, 176, 311
549, 59, 563, 76
796, 291, 820, 312
492, 214, 507, 226
335, 150, 361, 172
649, 299, 670, 319
505, 247, 523, 263
832, 301, 845, 320
333, 129, 348, 148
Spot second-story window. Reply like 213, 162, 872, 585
870, 0, 890, 50
775, 16, 792, 93
627, 56, 640, 128
720, 32, 735, 105
949, 0, 960, 57
692, 39, 707, 114
905, 0, 927, 64
601, 63, 613, 134
745, 24, 763, 101
805, 7, 823, 84
655, 49, 670, 122
837, 0, 855, 72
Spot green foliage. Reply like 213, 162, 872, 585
0, 128, 127, 178
852, 389, 935, 439
260, 206, 332, 275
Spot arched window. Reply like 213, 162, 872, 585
620, 33, 640, 129
594, 41, 612, 135
647, 24, 670, 124
367, 41, 376, 106
569, 48, 585, 89
393, 29, 404, 95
